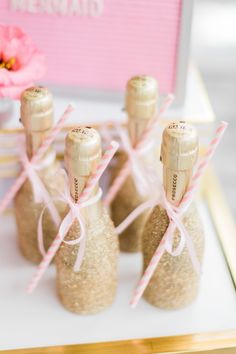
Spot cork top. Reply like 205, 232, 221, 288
161, 121, 198, 170
65, 127, 102, 177
126, 75, 158, 120
20, 86, 53, 132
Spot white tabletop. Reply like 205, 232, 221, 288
0, 201, 236, 351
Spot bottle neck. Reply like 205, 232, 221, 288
25, 129, 51, 159
127, 115, 157, 168
163, 166, 193, 206
69, 173, 102, 221
24, 129, 57, 175
128, 116, 151, 147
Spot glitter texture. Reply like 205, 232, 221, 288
14, 160, 66, 264
142, 202, 205, 309
56, 203, 119, 315
111, 152, 150, 253
111, 153, 153, 252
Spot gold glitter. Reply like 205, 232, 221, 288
14, 159, 66, 264
56, 203, 119, 314
110, 151, 151, 253
142, 202, 205, 309
110, 75, 158, 253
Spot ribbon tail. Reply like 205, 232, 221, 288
184, 229, 202, 275
164, 222, 177, 255
58, 211, 75, 242
35, 176, 61, 228
115, 199, 155, 235
37, 206, 47, 257
169, 212, 201, 274
73, 236, 86, 272
27, 210, 74, 294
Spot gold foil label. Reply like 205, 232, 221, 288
161, 121, 198, 171
167, 121, 194, 134
70, 127, 95, 141
171, 173, 178, 201
23, 86, 48, 100
163, 167, 192, 205
73, 177, 79, 203
65, 126, 101, 202
128, 75, 156, 92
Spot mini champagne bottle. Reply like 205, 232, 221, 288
142, 121, 205, 309
56, 127, 119, 314
14, 86, 66, 264
111, 75, 159, 253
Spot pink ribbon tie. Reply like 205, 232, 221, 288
37, 171, 102, 272
129, 121, 228, 307
19, 150, 61, 249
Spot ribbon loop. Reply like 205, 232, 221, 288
37, 170, 103, 272
115, 168, 201, 274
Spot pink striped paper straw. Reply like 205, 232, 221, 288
27, 141, 119, 293
180, 121, 228, 206
0, 105, 74, 215
104, 94, 174, 207
130, 222, 175, 308
130, 121, 228, 308
136, 94, 174, 151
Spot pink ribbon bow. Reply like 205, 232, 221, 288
38, 171, 102, 271
104, 94, 174, 207
27, 140, 119, 294
129, 121, 228, 307
0, 104, 74, 216
115, 168, 200, 273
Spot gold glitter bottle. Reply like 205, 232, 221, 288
142, 121, 205, 309
111, 75, 159, 253
14, 87, 66, 264
56, 127, 119, 314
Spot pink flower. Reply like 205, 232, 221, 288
0, 26, 46, 100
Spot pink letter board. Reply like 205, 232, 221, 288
0, 0, 192, 103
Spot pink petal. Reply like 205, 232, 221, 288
0, 25, 47, 98
0, 52, 46, 86
5, 26, 25, 41
0, 82, 33, 100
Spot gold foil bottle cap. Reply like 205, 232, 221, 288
161, 121, 198, 170
65, 127, 102, 178
20, 86, 53, 132
126, 75, 158, 120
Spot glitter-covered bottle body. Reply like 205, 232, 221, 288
14, 86, 66, 264
110, 75, 159, 253
111, 151, 150, 253
142, 202, 204, 309
56, 203, 119, 314
14, 159, 66, 264
56, 126, 119, 314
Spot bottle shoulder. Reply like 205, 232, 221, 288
15, 158, 65, 199
56, 205, 118, 268
143, 202, 205, 244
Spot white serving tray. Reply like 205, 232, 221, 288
0, 184, 236, 351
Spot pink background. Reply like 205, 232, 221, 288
0, 0, 182, 93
